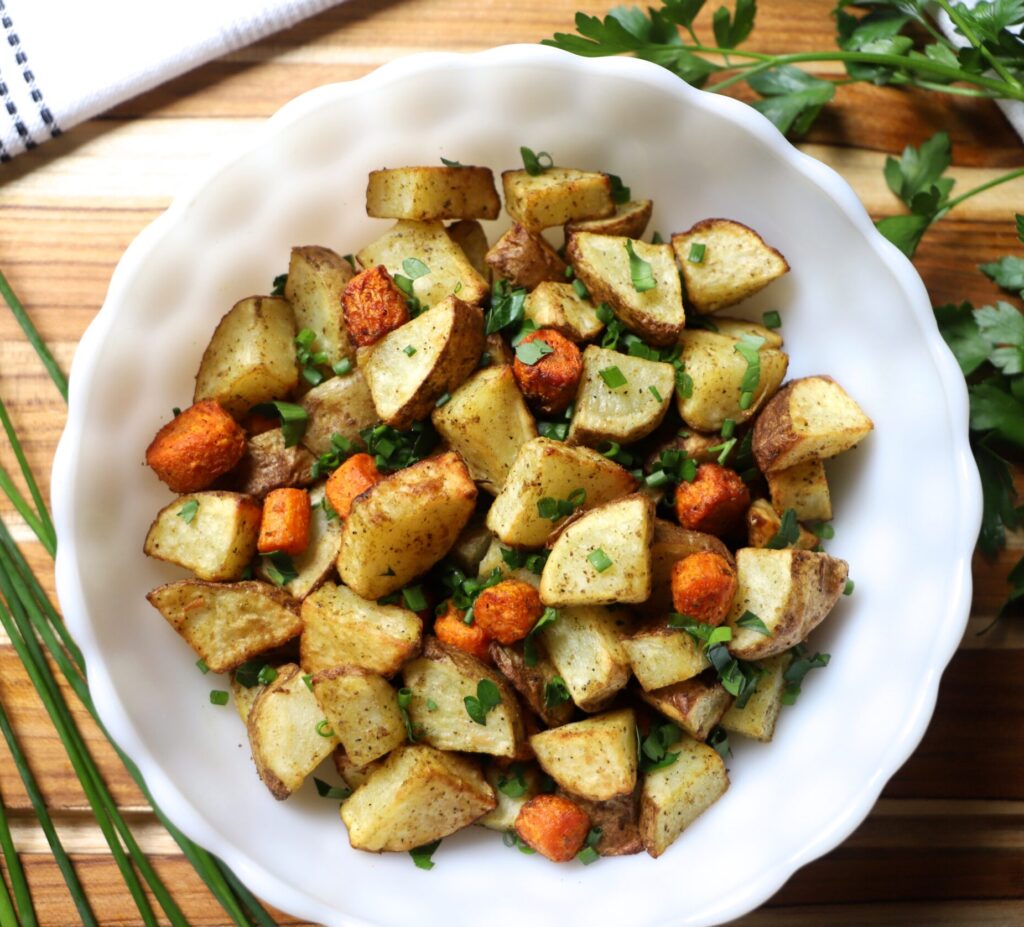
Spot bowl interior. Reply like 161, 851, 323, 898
55, 47, 975, 927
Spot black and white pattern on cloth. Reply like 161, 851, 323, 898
0, 0, 60, 162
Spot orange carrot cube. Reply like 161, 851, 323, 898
325, 453, 383, 520
145, 400, 246, 493
257, 488, 311, 555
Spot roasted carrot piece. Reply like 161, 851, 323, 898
515, 794, 591, 862
674, 462, 750, 536
472, 579, 544, 645
325, 452, 383, 519
342, 264, 410, 347
257, 488, 311, 555
512, 328, 583, 415
434, 600, 492, 663
145, 400, 247, 493
670, 551, 738, 627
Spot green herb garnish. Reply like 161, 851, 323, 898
625, 240, 656, 292
687, 242, 706, 263
516, 338, 554, 366
270, 273, 287, 297
397, 687, 420, 742
577, 827, 603, 865
587, 548, 613, 572
402, 585, 427, 612
707, 725, 731, 760
195, 658, 209, 675
360, 421, 436, 472
498, 765, 529, 798
310, 432, 358, 479
315, 720, 334, 738
608, 173, 630, 204
209, 690, 229, 706
295, 328, 330, 386
844, 579, 855, 596
762, 310, 782, 329
177, 500, 199, 524
782, 645, 831, 705
537, 488, 586, 521
599, 365, 627, 389
410, 840, 441, 870
313, 777, 352, 801
734, 333, 766, 411
262, 552, 297, 587
640, 722, 681, 772
765, 508, 800, 549
736, 611, 772, 636
464, 679, 502, 725
523, 607, 558, 667
521, 146, 553, 175
543, 676, 571, 709
249, 400, 308, 448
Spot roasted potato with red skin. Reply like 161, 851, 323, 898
515, 794, 591, 862
229, 429, 314, 499
670, 551, 738, 627
674, 463, 750, 536
485, 223, 567, 290
342, 265, 410, 347
512, 329, 583, 416
258, 488, 311, 556
146, 400, 247, 493
472, 579, 544, 645
325, 453, 382, 520
433, 600, 492, 663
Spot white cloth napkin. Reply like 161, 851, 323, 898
0, 0, 340, 162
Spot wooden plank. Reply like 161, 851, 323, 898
732, 900, 1024, 926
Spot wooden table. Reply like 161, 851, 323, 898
1, 1, 1022, 924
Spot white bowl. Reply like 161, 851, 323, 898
52, 44, 980, 927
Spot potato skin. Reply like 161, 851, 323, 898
674, 463, 750, 536
258, 488, 310, 556
145, 400, 247, 493
473, 579, 544, 645
512, 328, 583, 416
343, 265, 410, 348
325, 453, 382, 520
484, 223, 567, 290
434, 600, 492, 662
515, 794, 591, 862
229, 428, 314, 499
670, 551, 737, 627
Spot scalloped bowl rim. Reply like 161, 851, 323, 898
51, 44, 980, 927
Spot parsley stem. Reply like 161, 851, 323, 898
0, 268, 68, 401
934, 0, 1022, 91
941, 167, 1024, 213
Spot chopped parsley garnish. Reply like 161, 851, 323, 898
485, 278, 528, 334
438, 563, 504, 624
464, 678, 502, 725
734, 333, 766, 411
177, 499, 199, 524
262, 552, 297, 587
765, 508, 800, 549
668, 613, 763, 707
209, 690, 229, 706
707, 725, 731, 760
588, 548, 613, 572
397, 687, 421, 742
313, 777, 352, 801
607, 173, 630, 204
520, 146, 553, 175
498, 764, 529, 798
310, 432, 359, 479
599, 365, 627, 389
572, 277, 590, 301
249, 400, 308, 448
736, 611, 772, 636
543, 676, 571, 709
270, 273, 288, 297
441, 157, 464, 167
499, 547, 549, 575
625, 240, 657, 292
762, 310, 782, 329
295, 328, 330, 386
577, 827, 603, 865
782, 645, 831, 705
640, 722, 682, 772
687, 242, 706, 263
410, 839, 441, 870
515, 338, 554, 366
360, 421, 436, 472
537, 487, 586, 521
523, 607, 558, 667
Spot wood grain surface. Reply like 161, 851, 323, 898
1, 0, 1022, 924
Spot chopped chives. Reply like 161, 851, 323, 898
763, 310, 782, 329
844, 580, 855, 596
403, 345, 417, 356
403, 585, 428, 611
721, 418, 736, 439
573, 277, 590, 301
316, 720, 335, 738
435, 392, 451, 408
209, 690, 229, 706
195, 659, 209, 675
333, 358, 353, 376
688, 242, 706, 263
600, 366, 627, 389
649, 385, 663, 402
588, 549, 613, 572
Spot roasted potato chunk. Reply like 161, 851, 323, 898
359, 296, 485, 429
670, 551, 738, 627
311, 666, 407, 766
746, 499, 820, 550
523, 281, 604, 343
512, 329, 583, 416
298, 371, 377, 458
478, 762, 542, 832
486, 437, 636, 548
767, 458, 832, 522
540, 494, 654, 607
342, 265, 410, 348
567, 233, 685, 346
641, 520, 733, 618
502, 168, 614, 230
671, 219, 789, 315
489, 642, 576, 727
284, 246, 356, 368
299, 581, 422, 676
566, 199, 653, 239
515, 793, 591, 862
341, 745, 495, 851
402, 638, 525, 758
146, 401, 247, 494
473, 579, 544, 644
676, 329, 789, 432
674, 463, 750, 536
539, 605, 631, 712
248, 662, 337, 799
622, 619, 710, 692
566, 345, 675, 447
484, 223, 567, 290
640, 734, 728, 857
639, 676, 733, 741
432, 365, 537, 495
356, 219, 489, 308
447, 220, 490, 278
260, 483, 340, 599
752, 375, 874, 473
712, 316, 784, 349
147, 580, 301, 674
333, 748, 381, 790
366, 166, 500, 221
230, 669, 267, 724
257, 488, 311, 556
231, 428, 314, 499
529, 709, 638, 801
564, 789, 642, 857
194, 296, 298, 417
726, 547, 849, 660
720, 652, 792, 742
337, 451, 477, 599
144, 491, 260, 581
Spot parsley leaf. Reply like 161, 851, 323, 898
640, 722, 682, 772
360, 421, 436, 472
485, 278, 528, 334
177, 499, 199, 524
409, 840, 441, 870
516, 338, 554, 366
625, 240, 657, 292
464, 678, 502, 725
747, 66, 836, 135
975, 303, 1024, 375
262, 552, 297, 587
765, 508, 800, 549
543, 676, 571, 709
980, 256, 1024, 294
524, 607, 558, 667
782, 645, 830, 704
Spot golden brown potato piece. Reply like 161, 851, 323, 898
325, 453, 382, 520
512, 328, 583, 416
515, 794, 591, 862
341, 744, 495, 851
674, 463, 750, 536
435, 600, 493, 663
670, 551, 738, 627
257, 488, 310, 556
753, 375, 874, 474
473, 579, 544, 645
484, 223, 567, 290
300, 581, 423, 676
712, 316, 784, 349
193, 296, 298, 417
447, 220, 490, 278
746, 499, 819, 550
359, 295, 485, 430
144, 491, 260, 581
566, 199, 653, 239
766, 459, 832, 523
523, 281, 604, 343
146, 401, 247, 493
284, 246, 355, 369
725, 547, 849, 660
720, 652, 791, 742
567, 233, 685, 346
146, 580, 301, 674
489, 641, 575, 728
478, 762, 543, 832
621, 619, 710, 692
366, 166, 500, 221
230, 428, 315, 499
642, 520, 733, 618
502, 168, 614, 230
230, 669, 268, 725
333, 747, 381, 790
639, 676, 733, 741
337, 451, 478, 599
342, 265, 410, 348
671, 219, 789, 315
